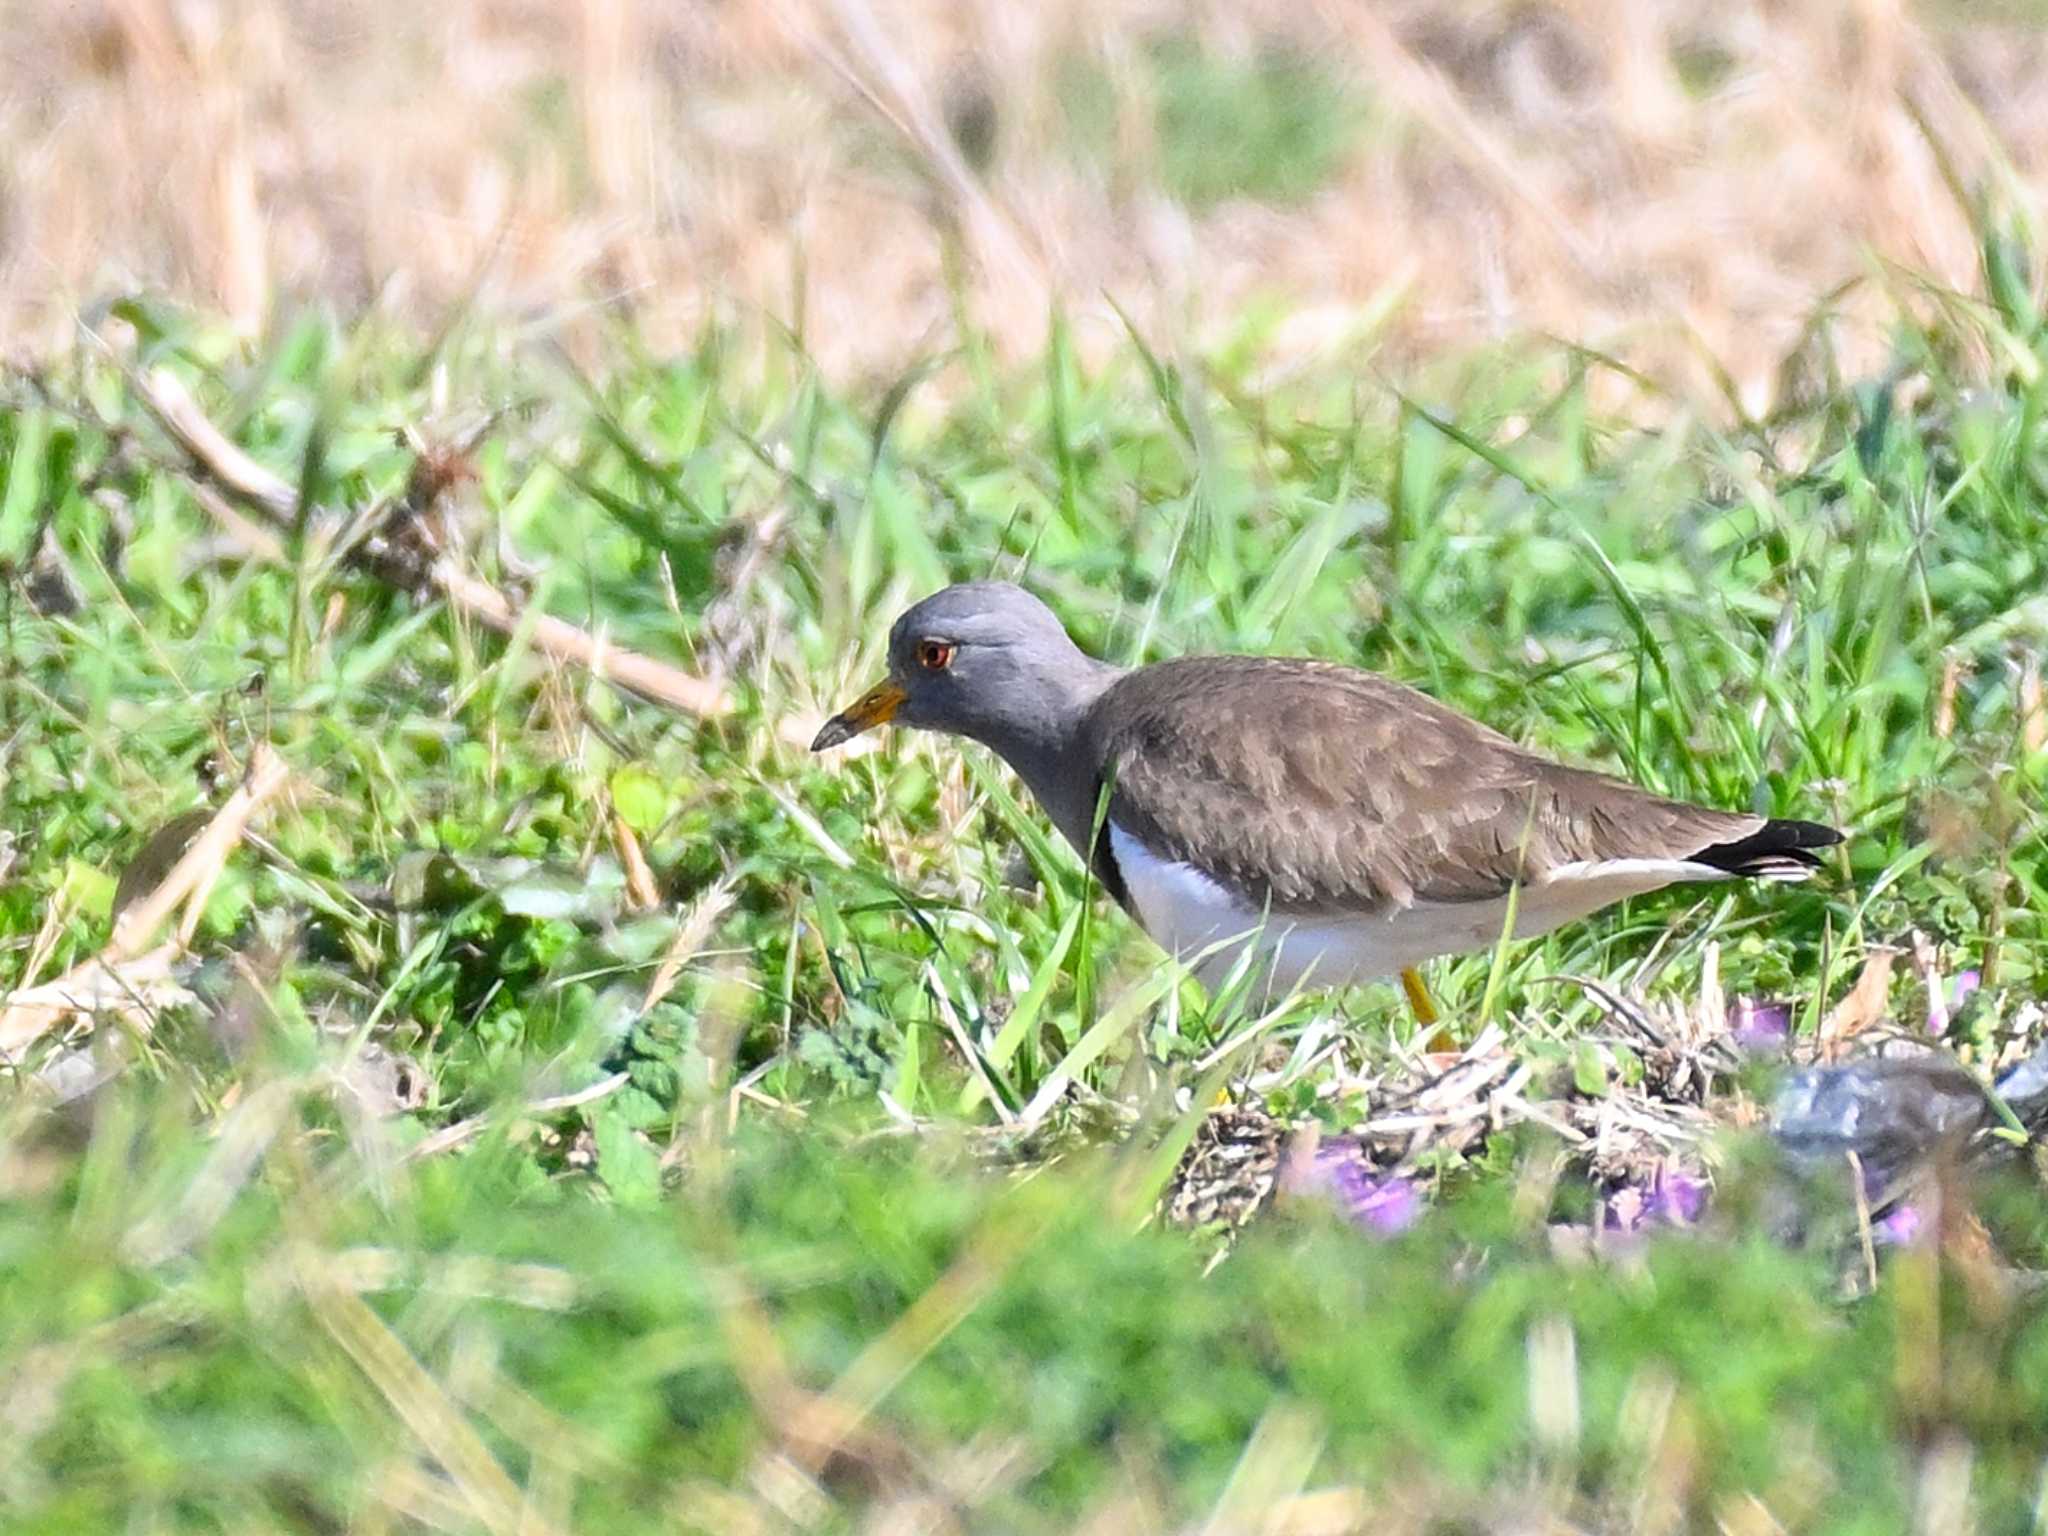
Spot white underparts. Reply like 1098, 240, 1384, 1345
1106, 824, 1777, 994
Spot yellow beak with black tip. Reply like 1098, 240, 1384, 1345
811, 678, 907, 751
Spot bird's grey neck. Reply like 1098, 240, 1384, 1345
969, 658, 1124, 855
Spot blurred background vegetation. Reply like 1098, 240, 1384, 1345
4, 0, 2046, 396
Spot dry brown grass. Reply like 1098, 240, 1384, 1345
5, 0, 2046, 406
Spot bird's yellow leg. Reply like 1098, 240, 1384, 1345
1400, 967, 1439, 1027
1402, 967, 1458, 1051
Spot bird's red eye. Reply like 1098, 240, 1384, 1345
917, 640, 955, 672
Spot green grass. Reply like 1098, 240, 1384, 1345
1, 257, 2046, 1528
9, 1098, 2048, 1531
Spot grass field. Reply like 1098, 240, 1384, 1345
1, 251, 2047, 1531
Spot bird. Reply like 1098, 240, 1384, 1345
810, 582, 1843, 1014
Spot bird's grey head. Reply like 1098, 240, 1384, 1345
810, 582, 1114, 754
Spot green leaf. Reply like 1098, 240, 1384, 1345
610, 764, 669, 835
60, 858, 119, 922
1610, 1042, 1644, 1087
594, 1105, 664, 1208
497, 858, 628, 922
1572, 1042, 1610, 1098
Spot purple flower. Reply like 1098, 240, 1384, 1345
1603, 1168, 1708, 1234
1875, 1204, 1926, 1246
1604, 1186, 1647, 1234
1309, 1147, 1424, 1237
1351, 1177, 1424, 1236
1730, 998, 1792, 1053
1649, 1169, 1707, 1225
1926, 969, 1981, 1036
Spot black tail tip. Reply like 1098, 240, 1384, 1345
1695, 818, 1844, 880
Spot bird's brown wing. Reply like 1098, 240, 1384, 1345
1085, 656, 1767, 914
